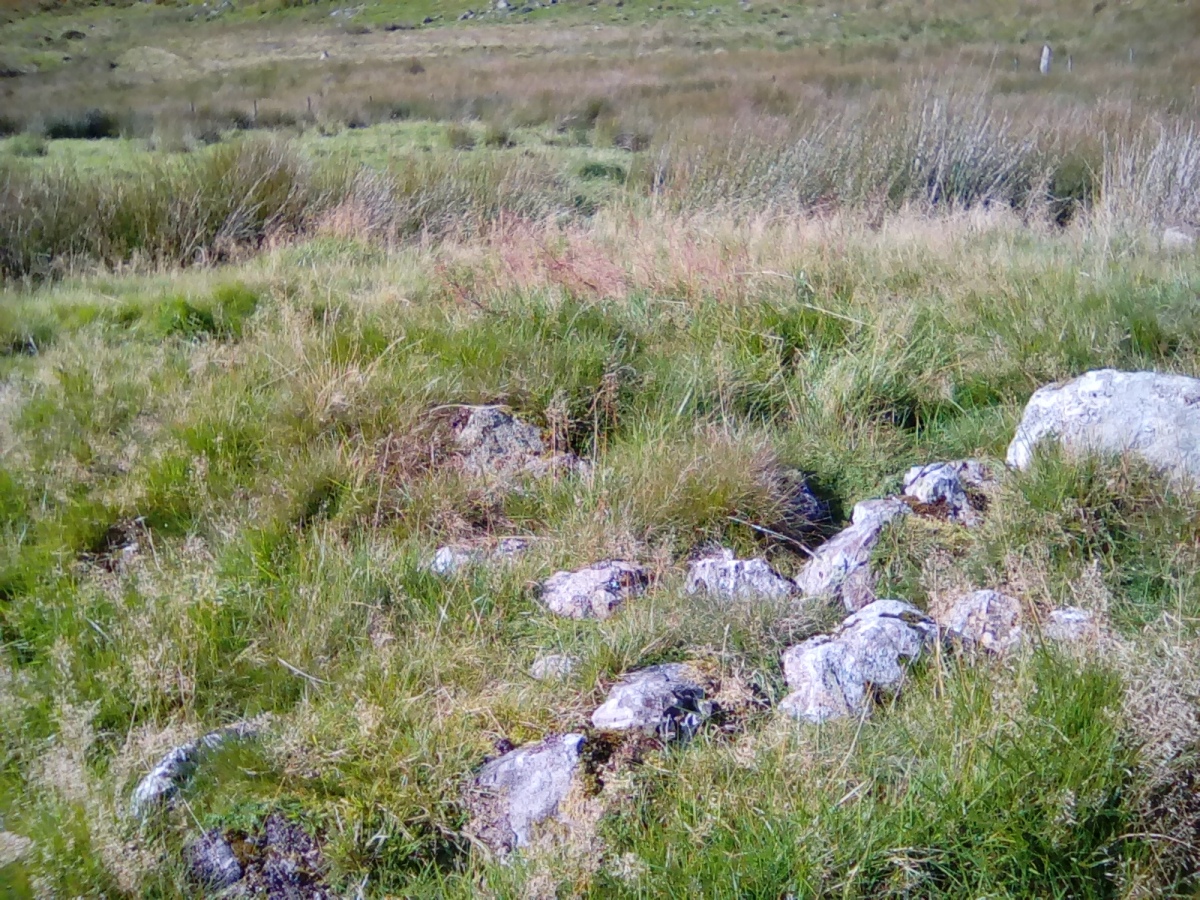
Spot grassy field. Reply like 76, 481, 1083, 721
1, 1, 1200, 898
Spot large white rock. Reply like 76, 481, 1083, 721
685, 550, 795, 601
1006, 369, 1200, 485
942, 589, 1022, 653
902, 460, 992, 526
469, 734, 585, 852
794, 498, 910, 611
779, 599, 935, 723
591, 663, 711, 740
538, 561, 648, 619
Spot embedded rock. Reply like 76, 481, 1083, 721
685, 549, 794, 601
454, 407, 583, 478
529, 653, 578, 681
794, 498, 910, 611
591, 663, 711, 740
468, 734, 585, 852
943, 589, 1022, 653
1163, 227, 1195, 250
1044, 606, 1098, 643
1006, 370, 1200, 486
538, 561, 648, 619
779, 599, 934, 723
428, 537, 529, 576
186, 830, 243, 890
903, 460, 993, 525
130, 724, 256, 818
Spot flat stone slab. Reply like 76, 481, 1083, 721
1043, 606, 1099, 643
591, 663, 711, 740
903, 460, 993, 525
529, 653, 578, 681
780, 599, 935, 723
538, 560, 648, 619
428, 537, 529, 576
468, 733, 585, 853
1007, 369, 1200, 486
685, 550, 795, 601
794, 498, 910, 611
943, 589, 1022, 653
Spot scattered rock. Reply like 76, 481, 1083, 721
779, 599, 935, 723
428, 537, 529, 576
186, 830, 243, 890
468, 733, 585, 852
453, 407, 585, 479
943, 589, 1022, 653
129, 724, 256, 818
0, 831, 33, 867
902, 460, 993, 525
685, 549, 795, 601
794, 498, 910, 611
1006, 369, 1200, 486
1043, 606, 1099, 643
591, 663, 711, 740
538, 561, 648, 619
530, 653, 578, 681
1163, 227, 1196, 250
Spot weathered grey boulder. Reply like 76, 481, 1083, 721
943, 590, 1022, 653
1006, 370, 1200, 485
468, 734, 585, 852
428, 537, 529, 576
794, 498, 910, 611
529, 653, 578, 681
591, 663, 711, 740
685, 550, 794, 601
779, 599, 934, 723
538, 561, 648, 619
454, 407, 584, 478
186, 830, 243, 890
1043, 606, 1099, 643
903, 460, 993, 525
1163, 227, 1196, 250
130, 724, 256, 818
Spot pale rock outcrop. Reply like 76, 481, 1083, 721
942, 589, 1023, 653
1043, 606, 1099, 643
1006, 369, 1200, 485
591, 663, 711, 740
529, 653, 578, 681
453, 407, 585, 479
685, 549, 795, 601
902, 460, 993, 525
779, 599, 935, 723
468, 734, 585, 852
538, 561, 648, 619
794, 498, 910, 611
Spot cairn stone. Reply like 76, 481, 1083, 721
902, 460, 993, 525
943, 590, 1023, 653
591, 663, 711, 740
794, 498, 910, 611
685, 549, 795, 601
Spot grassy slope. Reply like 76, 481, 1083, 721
1, 209, 1199, 895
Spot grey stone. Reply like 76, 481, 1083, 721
779, 599, 934, 723
129, 724, 256, 818
903, 460, 993, 525
469, 734, 585, 852
530, 653, 578, 681
685, 550, 795, 601
454, 407, 584, 479
1044, 606, 1098, 643
1006, 369, 1200, 486
538, 561, 648, 619
943, 590, 1022, 653
1039, 43, 1052, 74
428, 537, 529, 576
794, 498, 910, 611
591, 663, 711, 739
1164, 227, 1196, 250
186, 830, 243, 889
